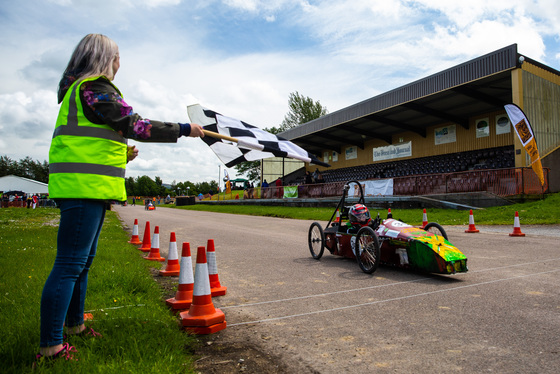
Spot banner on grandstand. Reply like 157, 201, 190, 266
434, 124, 456, 145
349, 179, 394, 197
283, 186, 298, 198
345, 146, 357, 160
504, 104, 545, 186
495, 114, 511, 135
373, 141, 412, 162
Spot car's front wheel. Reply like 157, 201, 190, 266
355, 226, 381, 274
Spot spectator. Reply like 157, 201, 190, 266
37, 33, 204, 363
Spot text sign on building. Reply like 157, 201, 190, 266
373, 141, 412, 162
345, 146, 357, 160
434, 124, 456, 145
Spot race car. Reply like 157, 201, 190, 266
308, 180, 468, 275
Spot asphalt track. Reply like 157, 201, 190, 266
114, 204, 559, 374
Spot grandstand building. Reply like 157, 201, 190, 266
266, 44, 559, 198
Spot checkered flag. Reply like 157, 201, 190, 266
188, 104, 330, 168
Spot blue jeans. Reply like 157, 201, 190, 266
40, 200, 106, 347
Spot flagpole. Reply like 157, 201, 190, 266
202, 129, 238, 143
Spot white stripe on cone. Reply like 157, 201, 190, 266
151, 229, 159, 249
193, 262, 210, 296
168, 240, 179, 261
207, 251, 218, 275
179, 256, 194, 285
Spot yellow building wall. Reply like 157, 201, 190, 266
522, 69, 560, 158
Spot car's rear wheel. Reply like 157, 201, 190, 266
423, 222, 448, 240
355, 226, 380, 274
308, 222, 325, 259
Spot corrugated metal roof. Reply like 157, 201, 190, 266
281, 44, 521, 154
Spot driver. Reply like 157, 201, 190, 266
347, 204, 372, 233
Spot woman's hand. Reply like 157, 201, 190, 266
127, 145, 139, 162
189, 123, 205, 138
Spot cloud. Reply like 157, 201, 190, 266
0, 90, 57, 161
1, 0, 559, 185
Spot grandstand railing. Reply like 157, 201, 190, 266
203, 167, 548, 201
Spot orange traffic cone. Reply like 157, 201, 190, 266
465, 210, 480, 233
207, 239, 226, 297
166, 242, 194, 310
509, 211, 526, 237
144, 226, 165, 261
421, 209, 428, 228
334, 210, 340, 223
160, 232, 180, 276
387, 208, 393, 219
139, 221, 151, 252
128, 219, 142, 244
180, 246, 226, 334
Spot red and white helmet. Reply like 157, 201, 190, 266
349, 204, 371, 226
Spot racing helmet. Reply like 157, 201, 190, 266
349, 204, 371, 226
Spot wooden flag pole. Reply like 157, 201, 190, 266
202, 129, 238, 143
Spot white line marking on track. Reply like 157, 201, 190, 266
83, 259, 560, 315
227, 268, 560, 327
221, 257, 560, 310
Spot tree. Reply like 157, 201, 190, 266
233, 160, 260, 182
234, 92, 328, 182
280, 91, 328, 132
0, 155, 49, 183
0, 156, 17, 177
125, 176, 136, 196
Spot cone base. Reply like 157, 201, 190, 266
139, 246, 151, 252
509, 231, 525, 237
184, 321, 226, 335
180, 307, 225, 327
210, 286, 227, 297
166, 297, 192, 310
129, 237, 142, 245
159, 269, 180, 276
144, 256, 165, 261
465, 226, 479, 233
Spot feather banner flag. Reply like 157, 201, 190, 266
187, 104, 330, 168
504, 103, 545, 186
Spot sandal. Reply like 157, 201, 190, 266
33, 343, 77, 368
77, 326, 103, 338
66, 326, 103, 339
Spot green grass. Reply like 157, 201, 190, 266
1, 193, 559, 372
167, 192, 560, 225
0, 208, 197, 374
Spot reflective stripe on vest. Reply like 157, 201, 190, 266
48, 77, 127, 201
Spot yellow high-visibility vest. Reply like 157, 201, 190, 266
48, 76, 127, 201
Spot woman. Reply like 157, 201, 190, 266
37, 34, 204, 362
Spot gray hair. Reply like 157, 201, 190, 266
62, 33, 119, 83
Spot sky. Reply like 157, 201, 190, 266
1, 0, 559, 186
